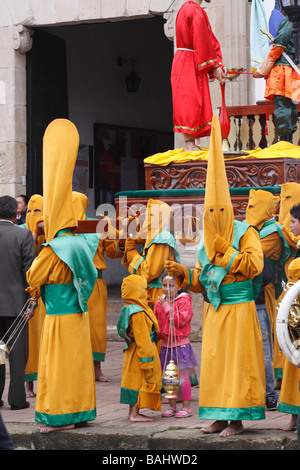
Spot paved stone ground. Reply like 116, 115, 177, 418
1, 287, 299, 450
1, 339, 299, 451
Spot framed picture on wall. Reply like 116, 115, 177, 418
93, 123, 173, 207
73, 145, 93, 195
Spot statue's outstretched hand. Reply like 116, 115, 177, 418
213, 66, 226, 83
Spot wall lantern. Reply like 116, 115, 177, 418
277, 0, 300, 63
117, 56, 141, 93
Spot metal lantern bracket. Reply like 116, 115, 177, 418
117, 56, 141, 93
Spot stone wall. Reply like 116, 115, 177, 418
0, 0, 171, 197
0, 0, 255, 196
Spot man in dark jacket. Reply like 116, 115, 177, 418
255, 255, 278, 411
0, 195, 36, 410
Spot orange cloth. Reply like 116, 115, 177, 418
265, 65, 300, 101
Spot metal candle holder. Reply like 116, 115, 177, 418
162, 275, 180, 399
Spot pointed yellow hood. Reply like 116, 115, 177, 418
26, 194, 43, 232
246, 189, 280, 230
43, 119, 79, 242
203, 114, 233, 260
72, 191, 89, 221
278, 182, 300, 228
142, 198, 173, 250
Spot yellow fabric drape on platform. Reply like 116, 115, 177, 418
143, 141, 300, 166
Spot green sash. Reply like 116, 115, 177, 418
219, 280, 254, 305
42, 283, 81, 315
198, 220, 261, 310
117, 304, 157, 350
133, 230, 180, 288
41, 230, 97, 313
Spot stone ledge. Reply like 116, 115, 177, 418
6, 422, 298, 451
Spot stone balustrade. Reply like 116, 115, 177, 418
224, 102, 300, 152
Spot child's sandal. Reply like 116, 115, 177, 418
175, 407, 192, 418
161, 407, 177, 417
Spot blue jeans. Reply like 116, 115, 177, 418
0, 413, 13, 450
256, 305, 278, 401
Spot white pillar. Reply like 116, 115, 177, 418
0, 25, 32, 196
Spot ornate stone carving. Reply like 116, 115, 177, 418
145, 157, 300, 191
13, 25, 34, 53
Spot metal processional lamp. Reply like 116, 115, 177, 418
277, 0, 300, 63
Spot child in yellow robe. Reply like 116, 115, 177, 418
118, 274, 161, 422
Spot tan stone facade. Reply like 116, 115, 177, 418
0, 0, 259, 196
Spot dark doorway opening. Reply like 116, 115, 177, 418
26, 29, 69, 197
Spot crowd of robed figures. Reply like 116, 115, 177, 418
0, 115, 299, 441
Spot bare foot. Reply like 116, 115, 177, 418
25, 381, 36, 398
97, 372, 111, 383
129, 405, 153, 422
283, 414, 297, 432
184, 137, 201, 152
38, 424, 75, 434
129, 413, 153, 422
201, 420, 228, 434
185, 144, 201, 152
219, 421, 244, 437
94, 361, 111, 382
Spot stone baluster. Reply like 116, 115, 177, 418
233, 116, 243, 151
246, 114, 256, 151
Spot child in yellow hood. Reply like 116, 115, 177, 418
118, 274, 161, 422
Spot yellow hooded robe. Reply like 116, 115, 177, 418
277, 257, 300, 417
24, 194, 46, 383
122, 199, 180, 306
118, 275, 161, 411
273, 183, 300, 379
72, 191, 123, 363
245, 189, 286, 340
177, 115, 265, 420
27, 119, 97, 427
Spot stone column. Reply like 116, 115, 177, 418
0, 24, 32, 197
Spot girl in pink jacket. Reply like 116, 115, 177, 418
154, 272, 198, 418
